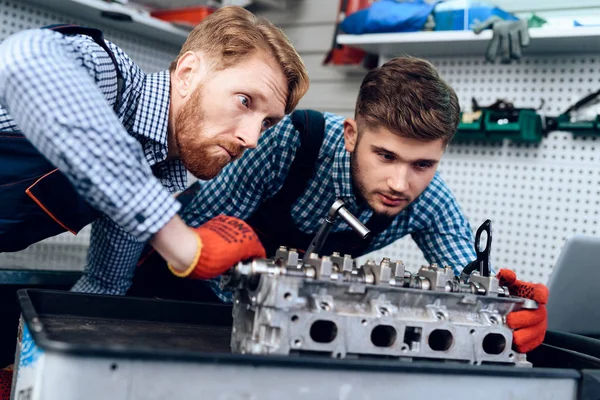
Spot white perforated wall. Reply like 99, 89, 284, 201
0, 0, 178, 270
359, 54, 600, 284
1, 1, 598, 283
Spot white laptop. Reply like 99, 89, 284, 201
546, 235, 600, 336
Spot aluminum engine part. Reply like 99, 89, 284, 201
222, 248, 537, 367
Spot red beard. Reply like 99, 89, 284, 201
174, 85, 244, 180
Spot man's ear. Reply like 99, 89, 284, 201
172, 51, 204, 99
343, 118, 358, 153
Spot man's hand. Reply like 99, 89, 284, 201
162, 215, 266, 280
473, 16, 530, 64
497, 269, 548, 353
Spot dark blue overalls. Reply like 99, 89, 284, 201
0, 25, 124, 252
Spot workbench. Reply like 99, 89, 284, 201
9, 289, 600, 400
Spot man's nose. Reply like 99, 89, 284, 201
234, 118, 263, 149
387, 165, 409, 193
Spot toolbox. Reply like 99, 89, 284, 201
453, 98, 545, 144
453, 109, 544, 144
9, 289, 600, 400
485, 108, 544, 143
453, 111, 489, 142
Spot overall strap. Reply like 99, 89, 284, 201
44, 24, 124, 112
276, 109, 327, 204
245, 110, 326, 257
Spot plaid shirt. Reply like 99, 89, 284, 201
0, 29, 186, 294
182, 112, 477, 302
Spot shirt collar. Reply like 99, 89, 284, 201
132, 70, 171, 165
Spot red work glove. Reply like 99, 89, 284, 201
168, 215, 266, 280
497, 269, 548, 353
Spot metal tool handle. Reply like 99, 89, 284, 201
302, 199, 370, 263
303, 219, 335, 262
338, 207, 370, 239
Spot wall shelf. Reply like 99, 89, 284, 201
22, 0, 190, 46
337, 26, 600, 58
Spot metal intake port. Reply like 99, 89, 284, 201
428, 329, 453, 351
310, 320, 338, 343
371, 325, 397, 347
404, 326, 422, 351
482, 333, 506, 355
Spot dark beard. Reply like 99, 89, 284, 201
350, 150, 406, 220
174, 85, 243, 180
350, 152, 369, 207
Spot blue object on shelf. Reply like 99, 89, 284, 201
340, 0, 438, 35
433, 1, 517, 31
574, 20, 600, 27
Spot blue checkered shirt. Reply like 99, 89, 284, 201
181, 112, 477, 302
0, 29, 186, 294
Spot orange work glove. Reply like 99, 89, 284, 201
168, 215, 266, 280
497, 269, 548, 353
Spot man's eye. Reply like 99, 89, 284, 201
262, 119, 272, 130
414, 162, 433, 171
378, 152, 395, 162
238, 95, 249, 108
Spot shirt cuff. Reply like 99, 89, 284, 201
113, 179, 181, 241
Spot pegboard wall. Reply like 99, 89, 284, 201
0, 0, 179, 270
0, 0, 598, 285
359, 54, 600, 284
